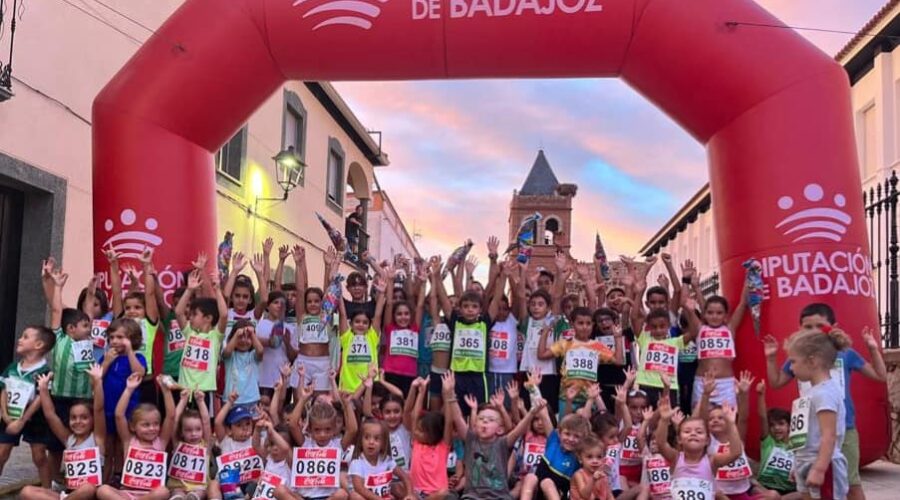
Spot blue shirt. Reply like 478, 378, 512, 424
540, 430, 580, 479
100, 352, 147, 419
223, 350, 260, 405
782, 348, 866, 428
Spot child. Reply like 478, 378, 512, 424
209, 391, 266, 498
337, 277, 386, 393
570, 434, 614, 500
755, 381, 797, 499
426, 260, 454, 410
409, 376, 454, 499
72, 270, 113, 367
518, 289, 559, 412
0, 325, 56, 487
764, 303, 885, 500
107, 247, 160, 380
175, 269, 228, 411
292, 246, 339, 392
96, 373, 175, 499
166, 388, 212, 499
442, 372, 545, 500
487, 262, 521, 401
526, 413, 592, 500
654, 394, 741, 500
281, 391, 358, 500
253, 420, 292, 500
99, 318, 147, 479
539, 306, 619, 416
380, 392, 412, 472
348, 419, 415, 500
434, 257, 505, 415
509, 381, 552, 498
619, 388, 651, 489
783, 328, 849, 500
381, 279, 426, 396
691, 292, 747, 409
23, 365, 105, 500
593, 308, 631, 412
258, 290, 295, 398
222, 319, 264, 409
222, 248, 269, 341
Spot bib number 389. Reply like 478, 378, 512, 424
672, 478, 713, 500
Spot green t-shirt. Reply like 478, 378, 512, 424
162, 312, 185, 379
50, 328, 93, 399
450, 313, 491, 373
758, 435, 795, 492
1, 359, 50, 419
178, 326, 223, 392
339, 327, 380, 392
137, 318, 159, 376
635, 332, 683, 390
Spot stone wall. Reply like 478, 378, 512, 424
885, 349, 900, 463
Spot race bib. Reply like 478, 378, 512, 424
91, 319, 109, 349
446, 450, 457, 470
216, 447, 263, 484
168, 442, 208, 484
430, 324, 452, 352
122, 447, 167, 491
167, 319, 185, 353
680, 340, 698, 360
789, 396, 811, 450
291, 447, 340, 489
671, 478, 713, 500
300, 317, 328, 344
342, 445, 355, 466
621, 426, 641, 461
347, 336, 372, 364
489, 330, 512, 360
63, 447, 102, 489
565, 348, 599, 380
643, 342, 677, 377
598, 335, 616, 352
365, 471, 393, 499
181, 336, 212, 371
453, 328, 485, 359
4, 377, 34, 419
603, 444, 620, 470
72, 340, 94, 370
762, 446, 794, 478
525, 322, 544, 349
523, 442, 545, 471
715, 443, 752, 480
389, 329, 418, 357
698, 327, 735, 360
390, 433, 408, 468
799, 358, 845, 395
644, 455, 671, 496
252, 470, 283, 500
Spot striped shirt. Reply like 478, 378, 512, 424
50, 328, 93, 398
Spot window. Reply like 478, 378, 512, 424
282, 90, 307, 165
326, 137, 345, 210
542, 218, 560, 245
215, 126, 247, 183
861, 104, 878, 179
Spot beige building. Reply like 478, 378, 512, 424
640, 0, 900, 304
0, 1, 405, 367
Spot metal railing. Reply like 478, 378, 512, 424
863, 171, 899, 349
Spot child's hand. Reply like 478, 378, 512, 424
465, 255, 478, 275
228, 390, 239, 404
806, 464, 826, 488
490, 389, 505, 408
657, 273, 669, 290
660, 373, 672, 391
486, 236, 500, 257
194, 390, 204, 402
278, 245, 290, 262
232, 252, 247, 272
262, 237, 274, 256
762, 334, 779, 358
279, 363, 292, 380
506, 380, 520, 400
441, 371, 456, 395
586, 383, 601, 401
680, 259, 696, 281
721, 403, 737, 423
671, 408, 685, 427
187, 269, 202, 290
208, 271, 221, 290
736, 370, 755, 394
526, 367, 542, 388
862, 327, 880, 350
138, 246, 154, 266
658, 395, 673, 420
180, 388, 190, 401
41, 257, 57, 277
702, 370, 716, 396
50, 268, 68, 288
292, 244, 305, 263
756, 380, 767, 395
191, 252, 208, 270
614, 385, 627, 405
295, 363, 306, 382
250, 253, 265, 275
641, 407, 654, 423
564, 385, 578, 402
125, 373, 142, 390
103, 247, 118, 264
464, 394, 478, 410
85, 363, 103, 381
156, 375, 173, 392
623, 367, 636, 387
530, 398, 547, 413
37, 373, 52, 392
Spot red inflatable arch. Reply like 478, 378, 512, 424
93, 0, 887, 462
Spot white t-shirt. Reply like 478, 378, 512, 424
488, 315, 519, 374
390, 426, 411, 470
349, 455, 396, 499
519, 315, 556, 375
256, 317, 296, 388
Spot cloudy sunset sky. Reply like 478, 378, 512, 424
333, 0, 887, 264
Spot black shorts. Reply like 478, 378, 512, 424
383, 372, 414, 396
454, 372, 487, 418
0, 416, 52, 447
428, 370, 446, 396
534, 460, 571, 499
47, 396, 83, 452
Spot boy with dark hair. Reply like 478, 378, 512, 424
0, 325, 55, 487
755, 380, 796, 497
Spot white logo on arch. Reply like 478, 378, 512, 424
102, 209, 162, 259
292, 0, 388, 31
776, 183, 851, 243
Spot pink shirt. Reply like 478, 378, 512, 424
410, 440, 449, 494
673, 452, 715, 483
382, 323, 420, 377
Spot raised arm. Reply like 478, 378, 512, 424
116, 373, 142, 445
861, 328, 888, 382
726, 282, 748, 334
655, 397, 679, 464
37, 373, 71, 443
763, 335, 793, 389
441, 372, 468, 439
339, 391, 358, 449
158, 378, 177, 447
735, 370, 754, 441
756, 380, 770, 439
215, 390, 238, 443
505, 399, 546, 447
175, 270, 201, 330
414, 279, 427, 329
371, 279, 387, 335
679, 294, 701, 344
106, 248, 124, 317
250, 250, 270, 321
139, 247, 160, 323
274, 245, 289, 292
432, 257, 453, 319
402, 376, 421, 431
49, 268, 68, 330
41, 258, 56, 309
710, 404, 743, 469
293, 245, 308, 309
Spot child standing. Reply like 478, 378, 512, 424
0, 325, 56, 487
337, 277, 386, 393
691, 293, 747, 409
634, 295, 700, 408
222, 319, 263, 409
381, 279, 426, 396
783, 328, 849, 500
292, 246, 339, 392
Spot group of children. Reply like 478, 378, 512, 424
0, 236, 887, 500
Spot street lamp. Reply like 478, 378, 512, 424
253, 146, 305, 212
0, 0, 21, 103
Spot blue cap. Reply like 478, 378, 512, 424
225, 406, 252, 426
